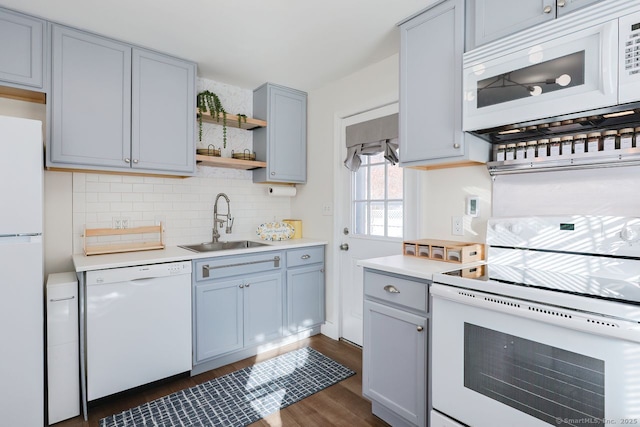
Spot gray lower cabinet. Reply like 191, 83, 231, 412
399, 0, 488, 168
0, 8, 45, 90
192, 246, 325, 375
363, 269, 428, 427
467, 0, 603, 50
195, 272, 283, 362
253, 83, 307, 183
49, 24, 195, 175
286, 247, 325, 333
193, 251, 283, 366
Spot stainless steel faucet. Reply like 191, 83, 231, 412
212, 193, 234, 242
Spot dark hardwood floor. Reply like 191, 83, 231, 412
54, 335, 389, 426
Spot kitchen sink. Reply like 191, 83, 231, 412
179, 240, 269, 253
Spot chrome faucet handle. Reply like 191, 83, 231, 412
226, 217, 234, 234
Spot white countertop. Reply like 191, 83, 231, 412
358, 254, 484, 281
73, 238, 328, 272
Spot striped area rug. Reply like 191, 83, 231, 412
100, 347, 355, 427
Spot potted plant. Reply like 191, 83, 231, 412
197, 91, 228, 147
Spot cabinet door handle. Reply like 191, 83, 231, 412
202, 256, 281, 278
383, 285, 400, 294
245, 283, 250, 288
417, 325, 424, 332
239, 284, 244, 288
453, 143, 460, 149
49, 296, 75, 303
124, 158, 131, 163
301, 254, 311, 259
543, 5, 552, 13
557, 0, 566, 6
133, 159, 139, 164
271, 172, 276, 176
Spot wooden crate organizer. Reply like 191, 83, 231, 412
83, 223, 164, 256
403, 239, 484, 264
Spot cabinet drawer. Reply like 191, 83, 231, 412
364, 270, 428, 313
195, 252, 282, 282
286, 246, 324, 268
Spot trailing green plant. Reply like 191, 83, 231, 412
237, 114, 247, 128
196, 90, 228, 147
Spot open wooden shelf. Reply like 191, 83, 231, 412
196, 154, 266, 170
83, 224, 164, 256
198, 109, 266, 130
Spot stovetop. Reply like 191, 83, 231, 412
431, 215, 640, 322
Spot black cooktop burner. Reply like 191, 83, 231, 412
444, 264, 640, 305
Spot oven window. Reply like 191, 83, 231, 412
477, 51, 585, 109
464, 323, 604, 426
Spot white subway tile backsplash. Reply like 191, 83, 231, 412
110, 183, 133, 193
72, 173, 293, 252
98, 193, 122, 203
122, 175, 145, 183
132, 183, 154, 193
86, 182, 110, 193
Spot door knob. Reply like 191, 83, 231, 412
339, 243, 349, 251
417, 326, 424, 332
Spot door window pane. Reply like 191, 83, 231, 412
351, 149, 403, 239
355, 168, 368, 200
387, 163, 403, 199
369, 202, 385, 236
370, 165, 385, 200
387, 201, 403, 238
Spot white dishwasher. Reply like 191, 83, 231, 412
85, 261, 192, 401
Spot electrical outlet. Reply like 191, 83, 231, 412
113, 218, 122, 229
121, 218, 129, 229
322, 204, 333, 216
452, 216, 464, 236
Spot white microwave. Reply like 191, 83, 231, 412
463, 4, 640, 132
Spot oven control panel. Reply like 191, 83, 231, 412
487, 216, 640, 257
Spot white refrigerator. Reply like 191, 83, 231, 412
0, 115, 44, 426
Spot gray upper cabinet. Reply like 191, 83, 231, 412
467, 0, 603, 50
399, 0, 488, 168
253, 83, 307, 183
49, 24, 196, 176
50, 25, 132, 169
132, 49, 195, 174
0, 8, 45, 90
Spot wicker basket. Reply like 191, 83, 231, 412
196, 145, 221, 157
231, 149, 256, 161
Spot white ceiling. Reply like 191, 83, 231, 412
1, 0, 433, 92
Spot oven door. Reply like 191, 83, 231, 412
431, 284, 640, 427
462, 19, 617, 131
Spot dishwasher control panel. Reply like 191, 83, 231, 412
86, 261, 192, 285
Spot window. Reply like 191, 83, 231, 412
353, 147, 403, 238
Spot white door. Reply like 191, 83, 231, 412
339, 103, 404, 346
